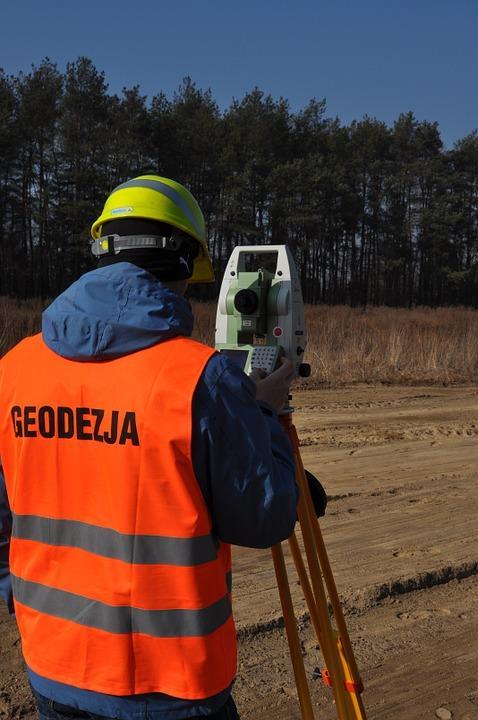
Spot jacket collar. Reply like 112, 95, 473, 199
42, 263, 194, 361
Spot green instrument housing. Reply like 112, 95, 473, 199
217, 268, 284, 373
215, 245, 307, 378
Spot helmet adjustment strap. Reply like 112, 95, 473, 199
91, 234, 193, 257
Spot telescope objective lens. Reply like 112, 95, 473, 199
234, 289, 259, 314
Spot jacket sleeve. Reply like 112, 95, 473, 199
0, 464, 14, 613
192, 353, 298, 549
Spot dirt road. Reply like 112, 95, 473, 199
1, 385, 477, 719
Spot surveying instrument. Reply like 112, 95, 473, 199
215, 246, 367, 720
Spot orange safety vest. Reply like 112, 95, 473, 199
0, 334, 236, 699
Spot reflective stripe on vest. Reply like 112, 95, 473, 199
12, 513, 219, 566
0, 335, 236, 699
12, 575, 231, 637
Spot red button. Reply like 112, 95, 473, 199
273, 327, 283, 337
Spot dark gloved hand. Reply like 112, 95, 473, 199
304, 470, 327, 517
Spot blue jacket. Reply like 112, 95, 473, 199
0, 263, 297, 719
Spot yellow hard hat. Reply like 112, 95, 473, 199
90, 175, 214, 283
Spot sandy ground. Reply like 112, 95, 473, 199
1, 385, 477, 719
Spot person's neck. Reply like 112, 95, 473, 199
163, 279, 188, 296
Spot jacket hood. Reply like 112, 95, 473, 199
42, 263, 194, 360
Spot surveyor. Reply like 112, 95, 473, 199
0, 175, 299, 720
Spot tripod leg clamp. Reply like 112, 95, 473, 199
321, 669, 364, 694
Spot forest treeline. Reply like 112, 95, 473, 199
1, 56, 478, 305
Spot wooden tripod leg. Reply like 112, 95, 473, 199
290, 422, 367, 719
295, 488, 354, 720
308, 490, 362, 681
311, 520, 367, 718
271, 543, 316, 720
288, 532, 324, 647
336, 636, 367, 719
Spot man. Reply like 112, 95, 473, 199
0, 175, 298, 720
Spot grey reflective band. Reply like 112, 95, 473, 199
12, 514, 218, 567
90, 234, 187, 257
112, 178, 203, 238
12, 576, 232, 638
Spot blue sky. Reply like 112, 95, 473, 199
1, 0, 477, 148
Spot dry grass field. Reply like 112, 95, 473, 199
3, 296, 477, 386
191, 302, 478, 385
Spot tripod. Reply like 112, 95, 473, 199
271, 410, 367, 720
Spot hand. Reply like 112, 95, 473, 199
249, 358, 295, 413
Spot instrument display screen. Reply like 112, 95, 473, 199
219, 349, 249, 370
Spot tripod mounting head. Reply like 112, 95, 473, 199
215, 245, 310, 378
